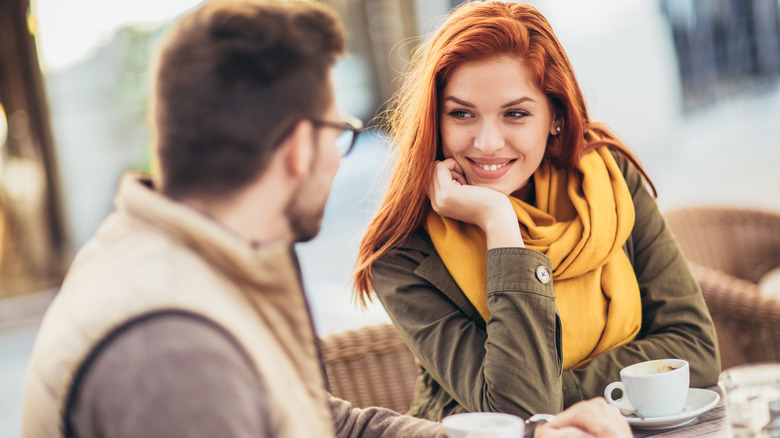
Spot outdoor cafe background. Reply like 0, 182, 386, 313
2, 0, 780, 436
2, 0, 780, 344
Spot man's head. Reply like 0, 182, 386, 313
152, 0, 345, 202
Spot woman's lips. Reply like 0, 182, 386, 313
468, 158, 515, 180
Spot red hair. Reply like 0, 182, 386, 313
353, 1, 655, 302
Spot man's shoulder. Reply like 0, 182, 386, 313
62, 209, 225, 305
75, 209, 200, 273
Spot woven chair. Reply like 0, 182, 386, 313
318, 323, 418, 413
664, 206, 780, 369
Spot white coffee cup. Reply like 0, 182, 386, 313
604, 358, 690, 418
442, 412, 525, 438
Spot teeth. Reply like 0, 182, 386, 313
476, 162, 507, 171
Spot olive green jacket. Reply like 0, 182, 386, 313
370, 154, 721, 421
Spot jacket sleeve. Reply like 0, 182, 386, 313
371, 239, 564, 419
329, 395, 445, 437
560, 154, 721, 406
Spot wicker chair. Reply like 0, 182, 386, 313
318, 323, 418, 413
664, 206, 780, 369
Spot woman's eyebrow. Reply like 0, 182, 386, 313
442, 96, 474, 108
501, 97, 534, 108
441, 96, 535, 108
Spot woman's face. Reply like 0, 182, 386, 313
439, 56, 557, 197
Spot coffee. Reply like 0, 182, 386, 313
625, 362, 681, 376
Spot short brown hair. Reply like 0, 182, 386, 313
152, 0, 345, 199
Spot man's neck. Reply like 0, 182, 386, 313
179, 175, 294, 244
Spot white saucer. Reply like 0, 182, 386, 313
623, 388, 720, 430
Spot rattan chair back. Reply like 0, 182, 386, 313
318, 323, 418, 413
665, 206, 780, 369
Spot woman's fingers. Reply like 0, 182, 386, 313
442, 158, 466, 184
429, 159, 460, 201
450, 168, 467, 185
427, 160, 448, 200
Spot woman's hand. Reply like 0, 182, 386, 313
427, 158, 524, 249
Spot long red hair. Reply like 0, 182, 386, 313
353, 1, 655, 302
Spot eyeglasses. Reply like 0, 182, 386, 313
310, 114, 364, 158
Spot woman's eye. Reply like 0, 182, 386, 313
505, 110, 528, 119
448, 110, 469, 119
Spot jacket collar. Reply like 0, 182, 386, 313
406, 230, 486, 329
114, 173, 300, 292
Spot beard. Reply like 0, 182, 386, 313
283, 127, 338, 242
284, 178, 327, 243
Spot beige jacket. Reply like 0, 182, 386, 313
21, 174, 334, 437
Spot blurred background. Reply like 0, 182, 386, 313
1, 0, 779, 435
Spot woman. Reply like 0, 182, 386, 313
353, 1, 720, 421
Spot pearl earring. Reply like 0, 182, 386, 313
555, 126, 561, 134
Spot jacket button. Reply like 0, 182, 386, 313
535, 266, 551, 284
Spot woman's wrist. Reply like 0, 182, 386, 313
483, 199, 524, 249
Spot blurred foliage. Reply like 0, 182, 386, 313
107, 25, 170, 172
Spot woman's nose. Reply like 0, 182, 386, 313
473, 120, 505, 154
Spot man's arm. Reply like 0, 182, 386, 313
67, 313, 276, 438
330, 392, 628, 438
330, 395, 446, 438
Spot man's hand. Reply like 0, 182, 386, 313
535, 398, 631, 438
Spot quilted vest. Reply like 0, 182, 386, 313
20, 174, 334, 437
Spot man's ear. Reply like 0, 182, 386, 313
280, 119, 314, 179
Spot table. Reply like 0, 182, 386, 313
632, 387, 727, 437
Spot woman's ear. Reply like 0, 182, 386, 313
550, 116, 562, 136
280, 120, 314, 179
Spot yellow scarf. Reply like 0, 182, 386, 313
425, 146, 641, 369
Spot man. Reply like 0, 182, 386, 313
20, 1, 630, 437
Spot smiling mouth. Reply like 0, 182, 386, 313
475, 162, 508, 171
468, 158, 515, 172
467, 158, 516, 180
